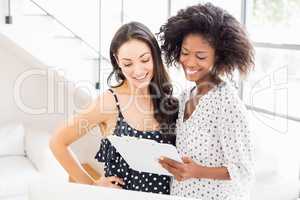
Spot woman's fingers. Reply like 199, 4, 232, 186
159, 158, 184, 174
159, 157, 182, 169
163, 165, 183, 181
108, 176, 125, 185
160, 162, 171, 171
160, 160, 188, 182
108, 183, 123, 189
95, 176, 125, 189
181, 156, 193, 164
160, 162, 182, 178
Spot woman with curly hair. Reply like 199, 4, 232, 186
158, 3, 254, 200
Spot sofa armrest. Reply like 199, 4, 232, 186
24, 129, 68, 181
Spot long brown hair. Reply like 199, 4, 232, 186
107, 22, 178, 133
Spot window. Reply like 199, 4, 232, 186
171, 0, 202, 15
242, 0, 300, 122
123, 0, 168, 34
101, 0, 122, 59
171, 0, 241, 20
247, 0, 300, 45
243, 48, 300, 118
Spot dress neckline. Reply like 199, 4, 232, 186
181, 81, 224, 123
119, 117, 161, 133
109, 88, 161, 133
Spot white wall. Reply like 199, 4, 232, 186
0, 0, 8, 20
0, 32, 104, 173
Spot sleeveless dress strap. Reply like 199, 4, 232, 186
108, 88, 122, 116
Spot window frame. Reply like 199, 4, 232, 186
241, 0, 300, 123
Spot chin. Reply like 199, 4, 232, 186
184, 73, 200, 82
131, 80, 151, 90
185, 72, 211, 84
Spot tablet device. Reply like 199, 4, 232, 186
107, 135, 182, 176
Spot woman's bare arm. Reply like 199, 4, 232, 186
49, 91, 117, 185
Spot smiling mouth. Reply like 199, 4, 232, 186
133, 73, 148, 81
185, 69, 200, 75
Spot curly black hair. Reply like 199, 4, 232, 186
158, 3, 254, 76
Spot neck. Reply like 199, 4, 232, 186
123, 80, 151, 96
195, 74, 221, 95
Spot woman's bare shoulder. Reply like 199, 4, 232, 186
94, 89, 118, 118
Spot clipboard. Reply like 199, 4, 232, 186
107, 135, 182, 176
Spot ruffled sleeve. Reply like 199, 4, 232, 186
94, 138, 117, 163
219, 88, 254, 186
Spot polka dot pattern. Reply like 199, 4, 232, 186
95, 89, 176, 194
171, 82, 254, 200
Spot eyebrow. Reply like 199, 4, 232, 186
182, 46, 208, 54
120, 52, 151, 61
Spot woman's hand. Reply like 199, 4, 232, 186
159, 156, 204, 181
94, 176, 125, 189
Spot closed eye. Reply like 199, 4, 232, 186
123, 63, 132, 67
141, 58, 150, 63
196, 56, 207, 60
181, 51, 188, 56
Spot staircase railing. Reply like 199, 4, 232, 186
26, 0, 109, 90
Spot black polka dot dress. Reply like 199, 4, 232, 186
171, 82, 254, 200
95, 89, 176, 194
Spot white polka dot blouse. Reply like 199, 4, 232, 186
171, 81, 254, 200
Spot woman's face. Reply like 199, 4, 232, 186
179, 33, 215, 83
116, 39, 154, 89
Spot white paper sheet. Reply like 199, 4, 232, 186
107, 135, 182, 176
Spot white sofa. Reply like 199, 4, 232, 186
0, 122, 68, 199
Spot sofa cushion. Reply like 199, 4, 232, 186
24, 129, 68, 181
0, 122, 25, 156
0, 156, 39, 197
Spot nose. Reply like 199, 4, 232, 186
181, 54, 198, 68
132, 64, 146, 77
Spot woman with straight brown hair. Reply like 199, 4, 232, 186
50, 21, 178, 195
